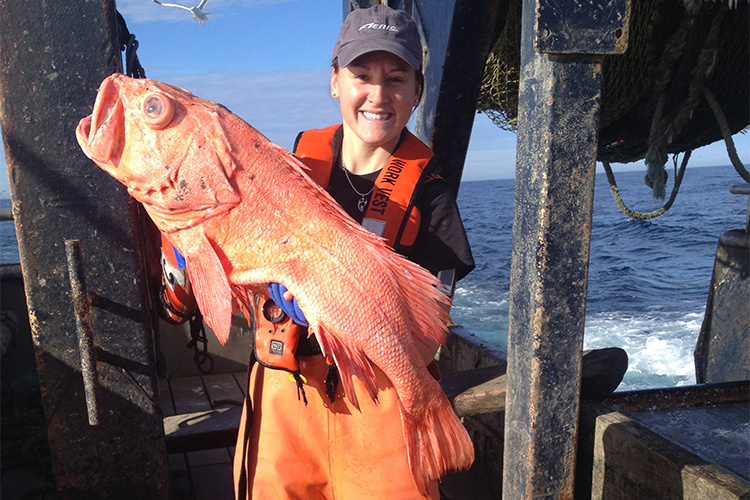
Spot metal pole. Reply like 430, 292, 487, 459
503, 1, 630, 497
0, 1, 170, 497
66, 240, 100, 426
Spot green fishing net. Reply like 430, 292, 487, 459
476, 0, 749, 182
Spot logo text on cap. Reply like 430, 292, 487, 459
359, 22, 398, 32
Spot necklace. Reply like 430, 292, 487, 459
342, 161, 375, 212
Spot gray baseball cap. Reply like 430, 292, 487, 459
333, 5, 422, 71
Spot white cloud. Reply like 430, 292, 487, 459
162, 69, 340, 150
116, 0, 193, 24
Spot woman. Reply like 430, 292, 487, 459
235, 6, 474, 499
163, 5, 474, 499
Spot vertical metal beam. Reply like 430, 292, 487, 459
503, 1, 629, 498
343, 0, 504, 196
412, 0, 506, 196
0, 1, 170, 498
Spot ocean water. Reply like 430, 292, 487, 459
1, 165, 747, 391
452, 164, 748, 391
0, 198, 17, 264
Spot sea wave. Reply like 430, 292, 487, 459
452, 165, 746, 390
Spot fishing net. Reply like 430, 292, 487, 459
476, 0, 749, 204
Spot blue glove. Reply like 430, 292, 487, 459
268, 283, 308, 327
172, 245, 187, 269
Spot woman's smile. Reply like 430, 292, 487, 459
361, 111, 392, 121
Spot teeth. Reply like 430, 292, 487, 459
362, 112, 390, 120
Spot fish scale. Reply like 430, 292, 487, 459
76, 73, 474, 494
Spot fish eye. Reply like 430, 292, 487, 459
141, 93, 175, 129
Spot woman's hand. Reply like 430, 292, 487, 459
268, 283, 309, 326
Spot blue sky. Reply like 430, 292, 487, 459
0, 0, 747, 197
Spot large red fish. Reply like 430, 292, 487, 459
76, 73, 474, 492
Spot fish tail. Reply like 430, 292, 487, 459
401, 397, 474, 495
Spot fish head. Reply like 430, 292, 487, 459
76, 73, 240, 232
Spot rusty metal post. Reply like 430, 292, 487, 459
65, 240, 101, 426
0, 1, 170, 498
503, 1, 630, 498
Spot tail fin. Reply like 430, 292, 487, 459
402, 396, 474, 495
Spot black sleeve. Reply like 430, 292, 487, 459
403, 176, 474, 282
292, 131, 304, 153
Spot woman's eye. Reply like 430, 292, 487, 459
141, 94, 175, 129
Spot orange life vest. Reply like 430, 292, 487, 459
294, 124, 434, 249
159, 232, 197, 324
252, 125, 435, 379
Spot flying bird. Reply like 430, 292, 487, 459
153, 0, 211, 26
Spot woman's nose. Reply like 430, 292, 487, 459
367, 83, 387, 103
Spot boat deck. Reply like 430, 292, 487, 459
159, 372, 246, 500
3, 371, 746, 499
578, 384, 750, 500
625, 401, 750, 482
161, 374, 750, 500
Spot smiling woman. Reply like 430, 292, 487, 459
331, 52, 422, 175
224, 6, 476, 499
329, 4, 424, 172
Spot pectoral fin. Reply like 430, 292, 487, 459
185, 232, 233, 344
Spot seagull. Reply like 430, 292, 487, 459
153, 0, 211, 26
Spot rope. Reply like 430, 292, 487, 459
606, 4, 744, 218
644, 3, 730, 199
666, 3, 725, 146
603, 150, 691, 219
702, 86, 750, 183
116, 12, 146, 78
643, 3, 700, 199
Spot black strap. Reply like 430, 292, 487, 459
186, 309, 214, 375
115, 11, 146, 78
325, 363, 339, 403
292, 372, 308, 405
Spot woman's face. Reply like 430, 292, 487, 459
331, 51, 422, 154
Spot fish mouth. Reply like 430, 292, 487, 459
76, 75, 125, 165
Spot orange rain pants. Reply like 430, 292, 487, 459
233, 354, 440, 500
